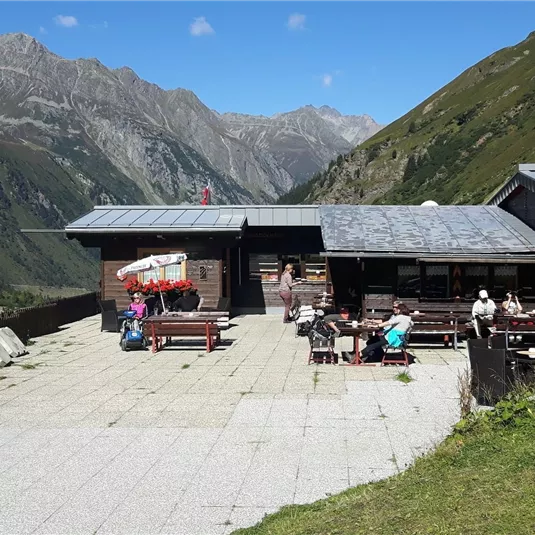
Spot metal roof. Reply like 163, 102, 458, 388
319, 205, 535, 257
487, 164, 535, 206
66, 206, 246, 234
65, 205, 320, 234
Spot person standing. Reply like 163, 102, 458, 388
279, 263, 301, 323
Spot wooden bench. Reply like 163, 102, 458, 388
143, 317, 220, 353
492, 315, 535, 348
409, 315, 461, 350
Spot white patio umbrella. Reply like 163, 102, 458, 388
116, 253, 188, 312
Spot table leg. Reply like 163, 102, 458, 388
151, 324, 157, 353
347, 332, 376, 366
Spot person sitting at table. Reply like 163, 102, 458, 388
472, 289, 497, 339
172, 288, 202, 312
323, 307, 353, 337
356, 303, 413, 363
502, 291, 523, 315
128, 292, 148, 330
360, 300, 405, 360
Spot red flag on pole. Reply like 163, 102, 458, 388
201, 183, 211, 205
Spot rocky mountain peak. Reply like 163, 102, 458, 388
318, 105, 342, 118
0, 32, 49, 57
220, 105, 382, 182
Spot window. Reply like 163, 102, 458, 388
199, 265, 207, 281
425, 265, 449, 298
249, 254, 279, 281
397, 265, 420, 298
137, 248, 187, 282
464, 265, 489, 299
494, 265, 517, 299
281, 255, 302, 278
304, 254, 326, 281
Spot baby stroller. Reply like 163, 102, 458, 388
307, 310, 336, 365
119, 310, 148, 351
294, 304, 317, 337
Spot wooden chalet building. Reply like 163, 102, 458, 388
66, 194, 535, 315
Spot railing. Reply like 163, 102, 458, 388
0, 292, 100, 342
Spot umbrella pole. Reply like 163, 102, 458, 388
158, 280, 166, 313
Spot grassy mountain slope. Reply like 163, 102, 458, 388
280, 31, 535, 206
0, 140, 149, 288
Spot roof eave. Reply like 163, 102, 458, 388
65, 226, 244, 234
321, 251, 535, 261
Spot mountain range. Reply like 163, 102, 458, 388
0, 32, 378, 286
220, 106, 382, 183
281, 31, 535, 206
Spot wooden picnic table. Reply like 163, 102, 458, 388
143, 315, 220, 353
493, 315, 535, 348
337, 324, 379, 366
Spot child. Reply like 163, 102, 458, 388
129, 292, 148, 330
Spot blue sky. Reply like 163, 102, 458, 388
1, 2, 534, 125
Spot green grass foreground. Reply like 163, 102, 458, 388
233, 391, 535, 535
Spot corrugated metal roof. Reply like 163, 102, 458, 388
487, 166, 535, 206
65, 205, 321, 233
319, 205, 535, 255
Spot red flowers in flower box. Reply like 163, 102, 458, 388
124, 277, 196, 297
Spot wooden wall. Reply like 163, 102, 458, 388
232, 281, 328, 310
99, 237, 227, 310
185, 259, 222, 308
102, 259, 135, 310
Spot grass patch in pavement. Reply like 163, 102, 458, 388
233, 387, 535, 535
395, 371, 413, 384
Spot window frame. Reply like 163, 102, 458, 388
136, 248, 187, 282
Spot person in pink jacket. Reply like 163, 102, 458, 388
128, 292, 148, 330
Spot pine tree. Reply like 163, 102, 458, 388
402, 155, 419, 182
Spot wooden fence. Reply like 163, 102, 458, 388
0, 292, 100, 342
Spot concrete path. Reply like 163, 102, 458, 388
0, 315, 467, 534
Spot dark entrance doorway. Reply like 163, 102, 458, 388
328, 257, 362, 314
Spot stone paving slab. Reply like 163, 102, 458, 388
0, 314, 467, 534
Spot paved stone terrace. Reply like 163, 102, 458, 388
0, 315, 467, 534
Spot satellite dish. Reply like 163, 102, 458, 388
421, 200, 439, 206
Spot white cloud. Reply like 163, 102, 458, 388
90, 21, 109, 30
287, 13, 306, 31
322, 74, 333, 88
189, 17, 214, 37
39, 26, 47, 35
54, 15, 78, 28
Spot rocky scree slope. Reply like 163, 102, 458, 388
220, 105, 382, 183
283, 31, 535, 206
